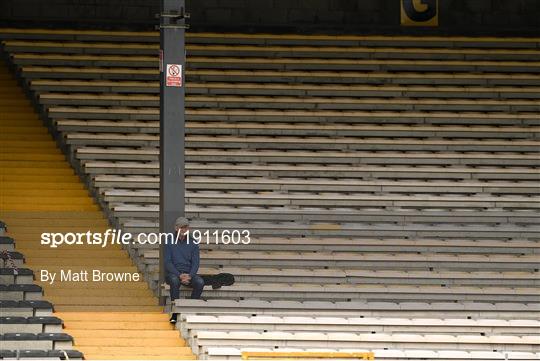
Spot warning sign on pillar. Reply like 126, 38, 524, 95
166, 64, 182, 87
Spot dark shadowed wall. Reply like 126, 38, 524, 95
0, 0, 539, 36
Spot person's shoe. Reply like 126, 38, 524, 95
169, 314, 177, 324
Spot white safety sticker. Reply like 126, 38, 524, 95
166, 64, 182, 87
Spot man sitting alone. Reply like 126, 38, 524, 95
165, 217, 204, 323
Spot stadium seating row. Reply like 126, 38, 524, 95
0, 232, 83, 359
171, 299, 540, 359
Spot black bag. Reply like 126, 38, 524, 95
201, 273, 235, 289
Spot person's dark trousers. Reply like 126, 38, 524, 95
166, 273, 205, 300
187, 275, 204, 299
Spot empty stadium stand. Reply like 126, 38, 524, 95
1, 28, 539, 360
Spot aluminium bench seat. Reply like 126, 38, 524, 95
2, 40, 159, 55
67, 133, 159, 147
91, 175, 540, 195
103, 187, 540, 203
183, 96, 540, 113
167, 82, 540, 100
152, 264, 539, 287
180, 314, 540, 335
50, 106, 540, 126
7, 40, 540, 72
138, 264, 538, 290
185, 57, 540, 73
106, 193, 540, 217
30, 79, 160, 93
182, 250, 540, 266
56, 119, 540, 140
12, 53, 159, 68
9, 43, 540, 62
41, 134, 540, 153
75, 147, 540, 168
189, 69, 540, 87
66, 133, 540, 152
163, 282, 540, 303
18, 65, 540, 87
0, 27, 158, 42
74, 145, 538, 160
43, 93, 159, 107
20, 65, 158, 81
81, 160, 540, 183
135, 237, 540, 254
113, 202, 511, 221
138, 236, 540, 251
110, 203, 540, 226
172, 299, 540, 318
175, 44, 540, 62
28, 79, 540, 100
189, 330, 540, 352
169, 253, 540, 272
343, 269, 540, 287
184, 33, 540, 49
130, 233, 539, 253
40, 93, 540, 113
122, 219, 539, 239
9, 49, 540, 73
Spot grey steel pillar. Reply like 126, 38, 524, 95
158, 0, 188, 305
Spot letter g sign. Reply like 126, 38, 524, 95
401, 0, 438, 26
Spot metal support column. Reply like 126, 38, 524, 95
158, 0, 189, 305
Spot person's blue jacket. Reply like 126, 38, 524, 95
164, 236, 200, 277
